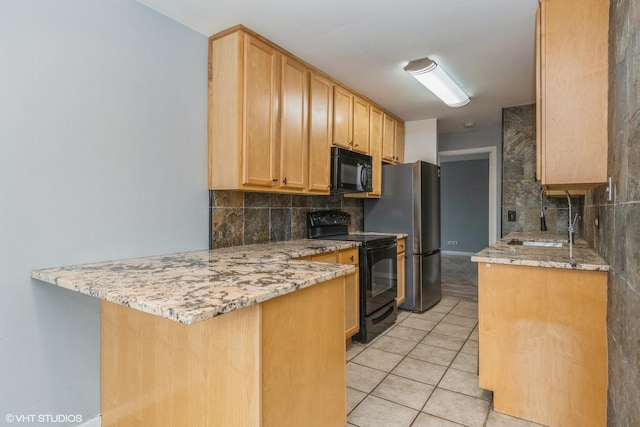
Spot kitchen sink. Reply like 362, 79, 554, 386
507, 239, 563, 248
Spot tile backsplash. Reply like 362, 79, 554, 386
209, 190, 364, 249
501, 104, 581, 237
582, 1, 640, 424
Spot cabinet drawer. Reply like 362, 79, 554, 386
338, 248, 358, 266
308, 252, 337, 263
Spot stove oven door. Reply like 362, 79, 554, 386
363, 240, 398, 316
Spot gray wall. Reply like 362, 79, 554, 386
438, 125, 502, 242
0, 1, 208, 423
440, 159, 489, 253
583, 1, 640, 424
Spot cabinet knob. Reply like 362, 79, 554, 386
272, 178, 278, 183
283, 177, 288, 185
350, 255, 354, 262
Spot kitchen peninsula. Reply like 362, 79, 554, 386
32, 240, 359, 427
472, 233, 609, 426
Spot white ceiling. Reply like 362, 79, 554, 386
136, 0, 539, 134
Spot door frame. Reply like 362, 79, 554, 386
438, 146, 498, 245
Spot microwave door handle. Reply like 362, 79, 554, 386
360, 165, 367, 189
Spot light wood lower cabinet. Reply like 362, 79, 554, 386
478, 262, 607, 426
302, 248, 360, 340
101, 277, 346, 427
339, 248, 360, 340
396, 238, 406, 306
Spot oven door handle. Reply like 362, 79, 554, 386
371, 304, 395, 325
367, 241, 397, 252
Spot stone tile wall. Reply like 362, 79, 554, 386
209, 190, 364, 248
501, 105, 581, 237
582, 1, 640, 424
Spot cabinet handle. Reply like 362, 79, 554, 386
283, 177, 288, 185
350, 255, 354, 262
272, 178, 278, 182
355, 144, 359, 147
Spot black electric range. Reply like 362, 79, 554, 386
307, 211, 398, 343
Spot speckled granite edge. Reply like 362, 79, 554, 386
471, 232, 609, 272
31, 240, 359, 324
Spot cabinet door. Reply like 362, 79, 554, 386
395, 121, 405, 164
333, 85, 353, 149
368, 107, 383, 197
535, 7, 542, 182
308, 72, 332, 194
279, 55, 308, 191
339, 248, 360, 340
243, 35, 280, 188
537, 0, 608, 188
382, 113, 396, 162
352, 96, 370, 154
396, 238, 406, 306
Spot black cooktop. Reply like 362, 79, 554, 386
307, 210, 395, 246
315, 233, 396, 245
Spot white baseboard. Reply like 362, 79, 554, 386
441, 251, 476, 256
79, 415, 101, 427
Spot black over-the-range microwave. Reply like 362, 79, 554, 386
330, 147, 373, 193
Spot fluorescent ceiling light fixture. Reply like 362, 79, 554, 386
404, 58, 470, 107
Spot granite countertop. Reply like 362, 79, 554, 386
471, 232, 609, 271
31, 240, 358, 324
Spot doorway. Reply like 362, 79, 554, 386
438, 146, 497, 301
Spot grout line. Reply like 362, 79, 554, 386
347, 298, 494, 427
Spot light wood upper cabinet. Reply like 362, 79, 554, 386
344, 105, 383, 199
536, 0, 608, 189
209, 30, 280, 191
243, 36, 280, 188
368, 107, 383, 197
209, 25, 403, 195
279, 55, 308, 191
352, 96, 370, 154
333, 85, 353, 150
308, 72, 333, 194
333, 85, 371, 155
382, 114, 404, 164
382, 114, 396, 162
395, 122, 405, 164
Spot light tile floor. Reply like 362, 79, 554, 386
346, 297, 547, 427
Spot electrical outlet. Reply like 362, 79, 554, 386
508, 211, 517, 222
447, 240, 458, 245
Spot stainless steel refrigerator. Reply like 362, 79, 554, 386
364, 161, 441, 312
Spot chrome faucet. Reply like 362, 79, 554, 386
565, 190, 578, 259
